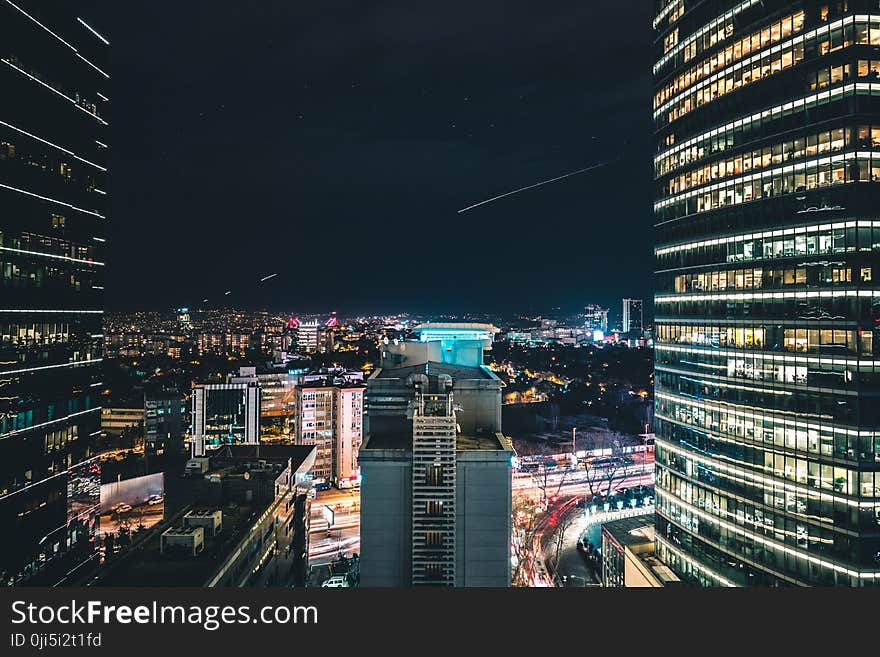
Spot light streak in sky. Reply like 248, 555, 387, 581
193, 271, 283, 308
458, 161, 609, 213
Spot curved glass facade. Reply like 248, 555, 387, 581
0, 2, 107, 586
654, 0, 880, 586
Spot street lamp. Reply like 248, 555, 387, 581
568, 574, 586, 587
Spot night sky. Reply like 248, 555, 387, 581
103, 1, 654, 316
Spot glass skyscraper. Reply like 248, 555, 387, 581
654, 0, 880, 585
0, 3, 108, 585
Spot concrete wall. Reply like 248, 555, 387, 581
623, 546, 664, 588
358, 450, 412, 586
455, 450, 512, 587
453, 376, 503, 435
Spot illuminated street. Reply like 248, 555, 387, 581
99, 502, 164, 537
512, 449, 655, 587
304, 452, 654, 582
308, 489, 361, 566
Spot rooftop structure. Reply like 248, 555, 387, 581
601, 514, 680, 588
97, 445, 315, 587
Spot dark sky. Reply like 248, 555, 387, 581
102, 1, 654, 316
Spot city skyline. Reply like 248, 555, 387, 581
7, 0, 880, 597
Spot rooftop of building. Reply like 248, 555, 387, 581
96, 500, 264, 587
637, 554, 682, 585
207, 444, 315, 471
372, 361, 495, 382
412, 322, 500, 334
601, 514, 656, 548
97, 444, 314, 587
362, 415, 508, 452
297, 377, 366, 390
192, 379, 259, 389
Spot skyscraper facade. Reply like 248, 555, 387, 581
294, 380, 364, 487
0, 4, 108, 585
622, 298, 644, 333
654, 0, 880, 586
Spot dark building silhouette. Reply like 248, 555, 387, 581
0, 3, 109, 585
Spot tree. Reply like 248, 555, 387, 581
580, 430, 638, 499
551, 511, 576, 580
511, 493, 539, 586
531, 464, 571, 509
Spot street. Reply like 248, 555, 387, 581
308, 489, 361, 567
303, 454, 654, 585
515, 461, 656, 587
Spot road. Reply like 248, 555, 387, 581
513, 453, 654, 490
308, 489, 361, 566
525, 470, 656, 587
99, 502, 164, 536
304, 458, 654, 584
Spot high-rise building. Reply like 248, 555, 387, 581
0, 4, 108, 585
654, 1, 880, 586
229, 366, 294, 419
622, 298, 643, 334
144, 386, 187, 454
584, 304, 610, 333
359, 324, 513, 587
176, 307, 191, 329
297, 320, 319, 353
294, 379, 364, 488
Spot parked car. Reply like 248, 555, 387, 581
146, 494, 164, 506
321, 575, 350, 588
114, 503, 132, 514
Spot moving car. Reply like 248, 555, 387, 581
146, 494, 164, 505
114, 503, 132, 514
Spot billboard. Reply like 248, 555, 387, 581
322, 505, 335, 528
99, 472, 165, 539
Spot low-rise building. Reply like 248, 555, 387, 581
96, 445, 316, 588
101, 407, 144, 437
600, 515, 681, 587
